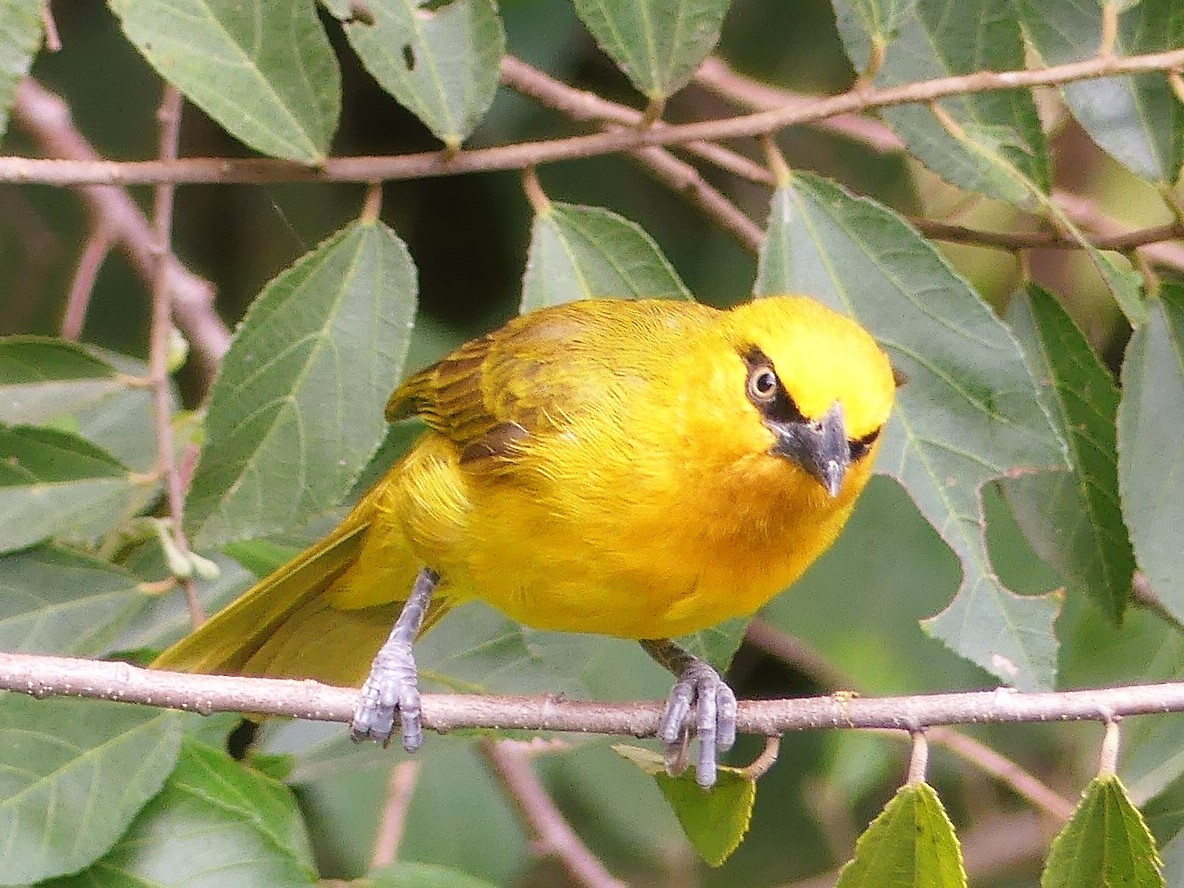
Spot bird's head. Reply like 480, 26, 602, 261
711, 296, 896, 499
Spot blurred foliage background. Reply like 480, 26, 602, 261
2, 0, 1184, 886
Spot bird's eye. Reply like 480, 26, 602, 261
747, 365, 779, 403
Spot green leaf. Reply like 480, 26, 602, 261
0, 696, 183, 884
756, 176, 1066, 690
677, 616, 748, 673
42, 737, 317, 888
365, 861, 501, 888
0, 340, 164, 473
0, 425, 137, 553
521, 202, 691, 312
834, 783, 967, 888
0, 546, 150, 656
185, 221, 418, 549
612, 744, 754, 866
108, 0, 340, 163
1042, 775, 1164, 888
1118, 286, 1184, 625
571, 0, 730, 102
1019, 0, 1184, 184
1002, 285, 1133, 624
834, 0, 1049, 204
0, 0, 39, 139
337, 0, 505, 149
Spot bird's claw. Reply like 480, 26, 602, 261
350, 640, 423, 752
656, 659, 738, 788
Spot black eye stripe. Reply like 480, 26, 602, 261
849, 427, 881, 460
741, 345, 804, 423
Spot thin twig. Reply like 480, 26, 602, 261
746, 620, 1075, 818
501, 56, 765, 251
39, 0, 60, 52
479, 738, 627, 888
147, 85, 202, 628
693, 57, 905, 153
6, 46, 1184, 187
926, 727, 1075, 821
370, 761, 421, 869
60, 225, 113, 340
12, 79, 229, 383
7, 652, 1184, 739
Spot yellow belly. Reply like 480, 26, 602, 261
329, 431, 872, 640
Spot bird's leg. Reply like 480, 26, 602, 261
639, 638, 738, 789
351, 567, 440, 751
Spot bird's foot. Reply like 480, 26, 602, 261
350, 640, 423, 752
656, 658, 738, 789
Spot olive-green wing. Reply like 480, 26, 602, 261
388, 301, 714, 469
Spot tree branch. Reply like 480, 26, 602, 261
3, 651, 1183, 738
12, 79, 229, 382
480, 739, 627, 888
5, 46, 1184, 187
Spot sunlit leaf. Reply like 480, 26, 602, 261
1020, 0, 1184, 184
756, 176, 1065, 690
834, 783, 967, 888
337, 0, 504, 149
1003, 285, 1133, 624
108, 0, 340, 163
0, 424, 137, 553
42, 738, 317, 888
571, 0, 730, 102
521, 202, 691, 311
1042, 775, 1164, 888
0, 696, 182, 884
834, 0, 1048, 204
185, 221, 418, 549
0, 0, 39, 138
1118, 286, 1184, 625
613, 744, 754, 867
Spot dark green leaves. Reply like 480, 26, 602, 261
521, 202, 692, 311
0, 696, 183, 884
1005, 286, 1133, 624
108, 0, 341, 164
1118, 286, 1184, 625
835, 783, 966, 888
339, 0, 505, 149
0, 425, 136, 553
1042, 776, 1164, 888
757, 175, 1065, 690
572, 0, 730, 103
835, 0, 1049, 204
185, 221, 417, 549
0, 0, 40, 138
1020, 0, 1184, 184
41, 738, 318, 888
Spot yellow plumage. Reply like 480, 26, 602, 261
155, 296, 895, 690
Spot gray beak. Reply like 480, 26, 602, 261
769, 401, 849, 498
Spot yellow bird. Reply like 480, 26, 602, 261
155, 295, 896, 786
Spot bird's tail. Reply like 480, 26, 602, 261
152, 506, 450, 690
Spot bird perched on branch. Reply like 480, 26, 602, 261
155, 295, 896, 787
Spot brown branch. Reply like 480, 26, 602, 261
913, 217, 1184, 253
693, 58, 905, 153
746, 621, 1075, 819
370, 761, 421, 869
480, 739, 627, 888
501, 57, 765, 252
4, 651, 1184, 739
147, 85, 203, 628
6, 46, 1184, 188
60, 226, 113, 340
11, 79, 229, 381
